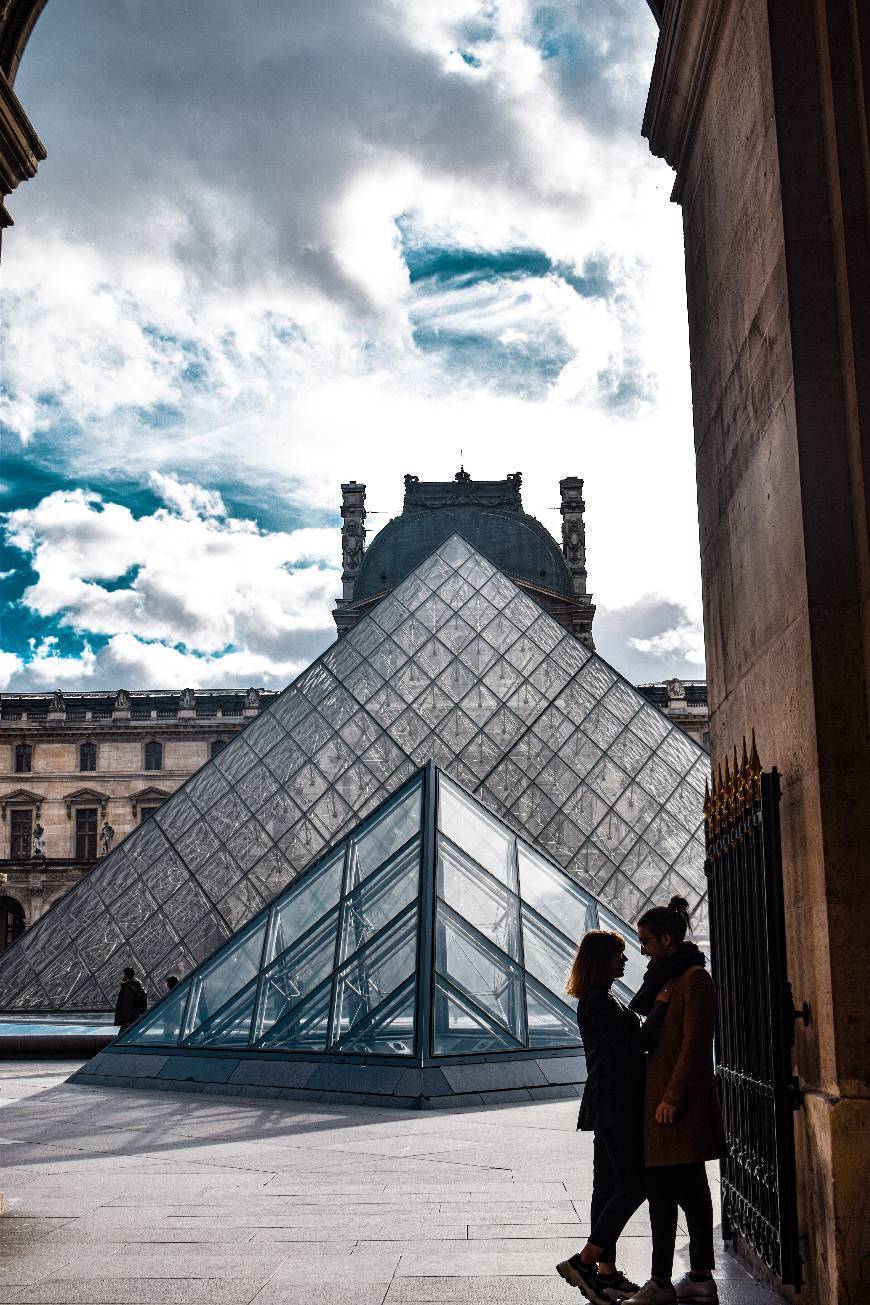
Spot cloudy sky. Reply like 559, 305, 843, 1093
0, 0, 704, 694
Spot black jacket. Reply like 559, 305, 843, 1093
577, 986, 665, 1132
114, 978, 148, 1027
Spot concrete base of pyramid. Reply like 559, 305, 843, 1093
67, 1044, 586, 1111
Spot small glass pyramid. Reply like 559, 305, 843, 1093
120, 765, 642, 1059
0, 534, 708, 1013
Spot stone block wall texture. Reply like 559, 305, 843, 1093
647, 2, 870, 1301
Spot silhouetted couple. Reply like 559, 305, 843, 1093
557, 896, 725, 1305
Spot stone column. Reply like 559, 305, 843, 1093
644, 3, 870, 1301
339, 481, 366, 604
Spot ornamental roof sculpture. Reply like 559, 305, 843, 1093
0, 535, 708, 1013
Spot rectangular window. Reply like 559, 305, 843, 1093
11, 809, 33, 859
75, 807, 98, 860
139, 804, 162, 823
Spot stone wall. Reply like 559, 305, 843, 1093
644, 2, 870, 1300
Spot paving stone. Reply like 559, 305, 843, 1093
7, 1279, 267, 1303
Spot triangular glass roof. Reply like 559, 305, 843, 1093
0, 533, 708, 1012
119, 766, 643, 1059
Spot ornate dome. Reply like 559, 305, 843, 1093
353, 473, 573, 602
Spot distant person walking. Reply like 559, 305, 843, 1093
622, 897, 725, 1305
114, 966, 148, 1031
557, 930, 672, 1304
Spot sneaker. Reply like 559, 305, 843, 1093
599, 1271, 642, 1300
674, 1274, 718, 1302
557, 1255, 613, 1305
621, 1280, 678, 1305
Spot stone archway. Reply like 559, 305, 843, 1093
0, 893, 26, 951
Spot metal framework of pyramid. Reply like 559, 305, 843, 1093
73, 765, 645, 1108
0, 534, 709, 1014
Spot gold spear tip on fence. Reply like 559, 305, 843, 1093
741, 735, 749, 776
749, 728, 761, 777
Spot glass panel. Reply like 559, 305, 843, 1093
437, 836, 521, 959
581, 704, 624, 749
333, 761, 381, 808
416, 683, 456, 727
256, 789, 301, 841
509, 732, 554, 779
433, 707, 478, 752
263, 734, 307, 785
181, 913, 231, 966
418, 637, 453, 680
185, 763, 229, 813
435, 904, 526, 1042
602, 680, 641, 725
592, 809, 637, 859
184, 918, 266, 1036
216, 877, 266, 932
236, 762, 279, 813
538, 813, 586, 867
266, 847, 344, 964
257, 977, 332, 1051
438, 774, 516, 889
121, 981, 189, 1046
366, 638, 407, 680
297, 662, 340, 705
503, 591, 539, 630
656, 727, 699, 775
521, 906, 576, 1002
629, 703, 671, 748
269, 686, 314, 731
185, 980, 257, 1048
255, 908, 340, 1038
597, 869, 653, 925
438, 611, 474, 654
510, 783, 558, 839
309, 787, 353, 841
346, 781, 422, 888
332, 977, 415, 1056
587, 756, 632, 805
618, 839, 670, 897
565, 842, 620, 895
525, 975, 581, 1048
636, 751, 682, 801
392, 613, 431, 657
517, 841, 594, 944
457, 732, 502, 779
339, 839, 420, 962
340, 709, 382, 752
247, 846, 293, 902
331, 908, 417, 1044
242, 710, 286, 757
432, 976, 523, 1055
551, 635, 592, 675
504, 632, 545, 676
437, 534, 473, 566
194, 846, 242, 900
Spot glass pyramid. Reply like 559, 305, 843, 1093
0, 533, 708, 1013
119, 766, 643, 1058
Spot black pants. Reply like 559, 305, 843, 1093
589, 1124, 646, 1262
647, 1163, 715, 1278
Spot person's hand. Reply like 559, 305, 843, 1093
655, 1101, 677, 1125
655, 981, 674, 1003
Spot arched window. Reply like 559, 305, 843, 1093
14, 742, 32, 773
79, 741, 97, 772
144, 740, 163, 771
210, 739, 228, 759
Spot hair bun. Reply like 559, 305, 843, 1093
668, 895, 690, 915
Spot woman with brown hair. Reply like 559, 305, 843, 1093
622, 897, 725, 1305
557, 930, 671, 1305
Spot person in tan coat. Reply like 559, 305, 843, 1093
622, 897, 725, 1305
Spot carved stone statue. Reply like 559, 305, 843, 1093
667, 678, 687, 700
179, 687, 195, 710
114, 689, 131, 710
50, 688, 64, 712
32, 823, 46, 858
245, 686, 260, 708
100, 822, 115, 855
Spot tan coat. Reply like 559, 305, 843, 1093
644, 965, 725, 1168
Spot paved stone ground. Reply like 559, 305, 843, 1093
0, 1060, 780, 1305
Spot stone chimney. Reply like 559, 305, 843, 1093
339, 481, 366, 603
559, 477, 596, 649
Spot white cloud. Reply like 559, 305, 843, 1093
1, 0, 707, 688
3, 485, 341, 687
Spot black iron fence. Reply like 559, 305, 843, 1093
704, 735, 805, 1289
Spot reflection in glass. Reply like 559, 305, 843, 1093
331, 909, 417, 1047
432, 976, 523, 1055
255, 908, 339, 1039
186, 981, 257, 1047
435, 903, 526, 1043
526, 975, 581, 1048
346, 781, 422, 888
439, 776, 516, 889
517, 841, 593, 944
339, 839, 421, 962
521, 906, 576, 1002
184, 919, 266, 1036
437, 838, 521, 959
333, 978, 416, 1055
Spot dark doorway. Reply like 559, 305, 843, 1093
0, 896, 26, 951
